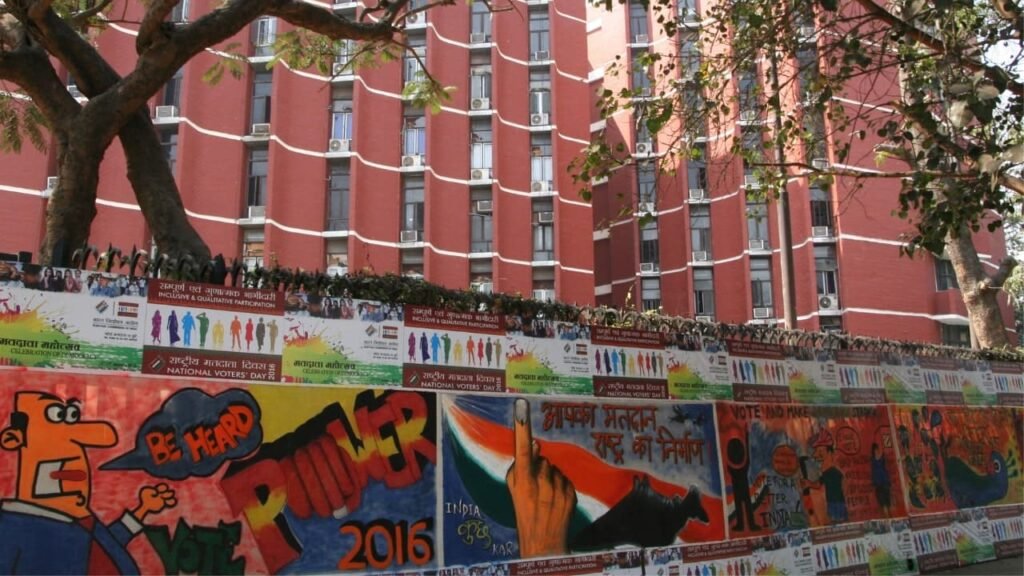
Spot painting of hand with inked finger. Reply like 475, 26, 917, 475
442, 395, 724, 568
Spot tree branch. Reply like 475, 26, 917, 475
136, 0, 179, 53
0, 44, 78, 125
70, 0, 115, 29
266, 0, 402, 42
986, 256, 1018, 290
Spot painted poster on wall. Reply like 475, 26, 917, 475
989, 361, 1024, 407
836, 350, 887, 405
0, 267, 146, 371
918, 357, 965, 405
985, 505, 1024, 559
590, 327, 668, 399
726, 340, 791, 403
785, 345, 840, 404
142, 280, 284, 381
441, 395, 724, 568
0, 370, 438, 574
504, 315, 592, 396
715, 403, 906, 538
647, 531, 817, 576
281, 295, 403, 386
401, 305, 505, 393
880, 352, 926, 405
664, 332, 733, 400
892, 405, 1023, 515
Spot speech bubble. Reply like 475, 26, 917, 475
772, 445, 800, 477
101, 388, 262, 479
835, 426, 861, 456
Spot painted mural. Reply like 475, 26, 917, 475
441, 396, 724, 567
0, 371, 436, 574
715, 403, 907, 538
892, 405, 1024, 514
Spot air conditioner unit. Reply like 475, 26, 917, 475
400, 230, 422, 243
695, 315, 713, 322
531, 50, 550, 61
799, 26, 816, 39
471, 97, 490, 110
472, 281, 494, 294
401, 154, 424, 167
692, 250, 710, 262
326, 265, 348, 277
406, 12, 421, 24
332, 62, 351, 76
636, 141, 653, 155
68, 85, 83, 99
328, 138, 351, 153
811, 226, 833, 238
474, 200, 493, 213
247, 205, 266, 219
749, 239, 769, 251
811, 158, 830, 170
536, 211, 555, 224
818, 295, 839, 311
638, 201, 655, 213
753, 307, 773, 319
530, 113, 549, 126
470, 168, 491, 181
533, 289, 555, 301
743, 174, 759, 188
469, 32, 488, 44
154, 105, 178, 119
46, 176, 58, 190
251, 123, 271, 137
739, 110, 758, 123
640, 262, 658, 273
633, 34, 649, 44
688, 188, 706, 201
531, 180, 550, 193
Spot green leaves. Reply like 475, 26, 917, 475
0, 95, 48, 154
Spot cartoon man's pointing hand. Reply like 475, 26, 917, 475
0, 391, 177, 575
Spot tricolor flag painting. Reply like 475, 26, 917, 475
441, 395, 725, 567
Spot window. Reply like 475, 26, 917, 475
679, 31, 700, 79
250, 71, 272, 125
694, 269, 715, 316
327, 165, 350, 231
404, 48, 425, 85
637, 163, 656, 205
163, 68, 183, 108
815, 245, 837, 296
820, 315, 843, 333
471, 65, 492, 100
935, 259, 959, 291
750, 258, 773, 309
940, 323, 970, 347
737, 67, 758, 114
747, 200, 768, 243
326, 238, 348, 272
401, 249, 424, 277
679, 0, 700, 19
530, 133, 553, 186
161, 132, 178, 176
639, 222, 659, 266
403, 178, 424, 233
804, 108, 827, 160
687, 144, 707, 190
170, 0, 189, 22
336, 39, 356, 71
810, 187, 833, 228
683, 86, 706, 135
742, 129, 761, 176
242, 230, 264, 268
529, 70, 551, 115
629, 2, 649, 40
471, 122, 492, 169
641, 278, 661, 311
470, 190, 492, 253
533, 267, 555, 292
471, 259, 493, 288
403, 115, 426, 157
796, 46, 820, 102
632, 56, 651, 95
690, 205, 711, 254
252, 17, 276, 57
529, 10, 550, 57
331, 100, 353, 141
247, 149, 268, 208
533, 200, 554, 261
471, 1, 491, 39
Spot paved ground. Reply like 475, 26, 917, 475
930, 556, 1024, 575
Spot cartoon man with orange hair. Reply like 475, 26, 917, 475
0, 391, 176, 574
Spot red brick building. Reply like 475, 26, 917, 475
0, 0, 1012, 345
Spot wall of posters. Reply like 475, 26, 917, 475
590, 327, 669, 399
441, 396, 724, 568
836, 350, 887, 405
665, 333, 733, 401
504, 315, 592, 396
402, 306, 506, 393
727, 341, 791, 403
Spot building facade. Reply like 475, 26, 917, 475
0, 0, 1013, 345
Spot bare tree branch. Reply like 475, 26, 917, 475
136, 0, 179, 53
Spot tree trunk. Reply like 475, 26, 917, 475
120, 109, 211, 264
944, 228, 1011, 348
40, 135, 100, 265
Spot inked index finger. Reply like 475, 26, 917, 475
513, 398, 533, 473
